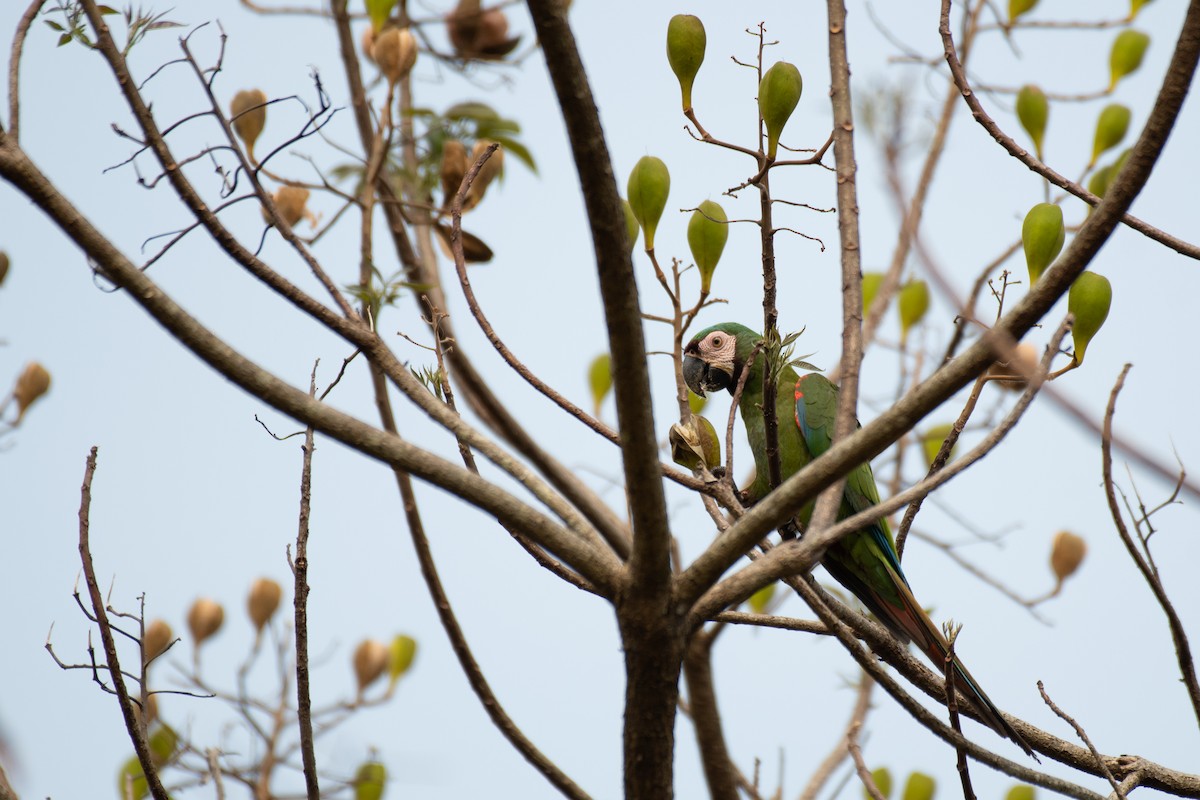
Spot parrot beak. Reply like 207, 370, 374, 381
683, 354, 732, 397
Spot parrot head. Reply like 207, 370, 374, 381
683, 322, 760, 397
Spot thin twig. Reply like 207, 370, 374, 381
291, 366, 320, 800
1037, 681, 1123, 799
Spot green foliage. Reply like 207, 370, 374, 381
401, 102, 536, 197
45, 2, 181, 55
345, 263, 430, 319
411, 364, 446, 401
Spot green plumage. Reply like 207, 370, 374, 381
683, 322, 1031, 756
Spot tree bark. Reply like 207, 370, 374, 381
618, 606, 686, 800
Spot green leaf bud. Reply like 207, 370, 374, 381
621, 198, 640, 253
117, 756, 148, 800
759, 62, 803, 160
902, 772, 936, 800
1008, 0, 1038, 21
867, 768, 893, 800
747, 582, 775, 615
666, 14, 706, 111
688, 390, 707, 415
687, 200, 728, 293
365, 0, 397, 33
1022, 203, 1065, 286
1068, 272, 1112, 364
898, 280, 930, 342
921, 423, 957, 468
355, 760, 387, 800
588, 353, 612, 416
1007, 786, 1036, 800
1129, 0, 1154, 17
388, 634, 417, 688
1091, 104, 1131, 166
1015, 85, 1048, 160
1109, 30, 1150, 89
861, 272, 884, 317
626, 156, 670, 250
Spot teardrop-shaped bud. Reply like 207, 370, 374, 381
248, 577, 283, 632
861, 272, 884, 317
1008, 0, 1038, 21
1050, 530, 1087, 586
0, 251, 9, 287
366, 0, 397, 33
231, 89, 267, 161
388, 634, 417, 688
869, 768, 893, 800
626, 156, 670, 251
133, 693, 159, 729
148, 723, 178, 767
187, 597, 225, 646
986, 342, 1040, 391
747, 582, 776, 615
666, 14, 706, 111
621, 198, 640, 253
587, 353, 612, 416
1022, 203, 1065, 286
463, 139, 504, 211
353, 638, 390, 695
374, 27, 417, 85
1007, 786, 1036, 800
144, 619, 173, 665
355, 760, 387, 800
921, 423, 957, 468
687, 200, 728, 293
759, 62, 803, 160
898, 280, 930, 343
117, 755, 148, 800
1109, 30, 1150, 89
669, 415, 721, 472
1129, 0, 1153, 17
1091, 104, 1131, 166
13, 361, 51, 422
902, 772, 936, 800
688, 390, 706, 415
1015, 85, 1048, 160
1068, 271, 1111, 364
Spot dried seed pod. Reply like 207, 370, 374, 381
361, 27, 377, 61
230, 89, 267, 162
13, 362, 51, 422
1050, 530, 1087, 587
353, 639, 390, 695
262, 186, 312, 228
448, 0, 520, 60
248, 577, 283, 632
669, 415, 721, 472
666, 14, 706, 111
374, 27, 417, 85
463, 139, 504, 210
1068, 272, 1112, 365
626, 156, 670, 250
0, 250, 9, 287
187, 597, 225, 646
1015, 84, 1048, 160
144, 619, 173, 665
440, 140, 469, 208
132, 692, 159, 729
433, 222, 494, 263
986, 343, 1040, 391
687, 200, 728, 293
759, 61, 803, 159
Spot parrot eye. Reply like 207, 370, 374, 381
710, 335, 723, 348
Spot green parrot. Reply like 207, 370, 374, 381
683, 322, 1032, 756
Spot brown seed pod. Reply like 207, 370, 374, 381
440, 140, 468, 208
262, 186, 312, 228
434, 223, 494, 263
353, 638, 390, 695
144, 619, 173, 665
1050, 530, 1087, 586
447, 0, 520, 60
0, 251, 9, 287
374, 27, 417, 85
230, 89, 268, 161
247, 578, 283, 632
186, 597, 225, 646
361, 26, 377, 61
463, 139, 504, 211
13, 362, 51, 422
986, 343, 1040, 391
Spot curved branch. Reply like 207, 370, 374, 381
6, 0, 49, 143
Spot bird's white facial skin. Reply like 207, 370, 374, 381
698, 330, 737, 375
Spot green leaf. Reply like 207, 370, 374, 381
747, 582, 775, 614
58, 32, 73, 47
588, 354, 612, 415
902, 772, 936, 800
45, 19, 65, 31
444, 101, 501, 121
490, 135, 536, 173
